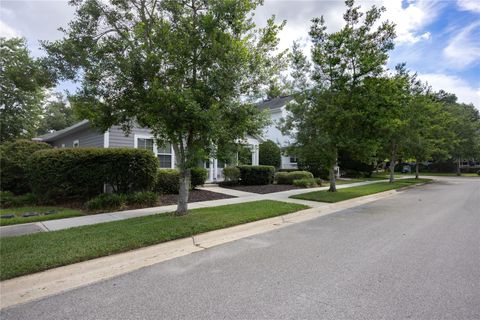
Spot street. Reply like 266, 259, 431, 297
2, 177, 479, 320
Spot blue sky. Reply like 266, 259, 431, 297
1, 0, 479, 108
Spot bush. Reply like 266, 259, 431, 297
293, 178, 322, 188
259, 140, 281, 168
126, 191, 158, 207
156, 169, 180, 194
223, 166, 241, 183
477, 170, 480, 176
191, 167, 208, 189
29, 148, 158, 202
0, 191, 37, 208
275, 171, 313, 185
85, 193, 126, 212
238, 165, 274, 185
0, 140, 52, 195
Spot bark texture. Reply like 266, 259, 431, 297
329, 164, 337, 192
389, 143, 396, 183
176, 168, 191, 215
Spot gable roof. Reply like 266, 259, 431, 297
33, 120, 91, 142
256, 95, 293, 111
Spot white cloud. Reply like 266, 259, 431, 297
419, 73, 480, 109
457, 0, 480, 13
0, 20, 20, 38
443, 22, 480, 69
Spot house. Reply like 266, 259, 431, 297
33, 96, 297, 181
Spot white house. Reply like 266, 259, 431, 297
33, 96, 297, 182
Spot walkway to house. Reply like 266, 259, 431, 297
0, 179, 406, 238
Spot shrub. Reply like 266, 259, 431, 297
238, 165, 274, 185
156, 169, 180, 194
191, 167, 208, 189
477, 170, 480, 176
275, 171, 313, 185
85, 193, 126, 212
259, 140, 281, 168
0, 140, 52, 195
126, 191, 158, 207
29, 148, 158, 202
223, 166, 241, 183
0, 191, 37, 208
293, 178, 322, 188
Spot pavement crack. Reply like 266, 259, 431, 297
191, 236, 207, 249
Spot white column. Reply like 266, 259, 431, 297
208, 158, 214, 181
255, 145, 260, 165
213, 158, 218, 181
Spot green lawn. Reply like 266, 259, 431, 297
0, 206, 85, 226
333, 179, 365, 185
0, 200, 307, 280
291, 178, 432, 203
412, 172, 479, 177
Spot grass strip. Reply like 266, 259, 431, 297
0, 207, 84, 226
0, 200, 307, 280
291, 178, 432, 203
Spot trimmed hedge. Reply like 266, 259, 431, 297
223, 166, 240, 183
0, 140, 52, 195
155, 167, 207, 194
191, 167, 208, 189
85, 191, 158, 212
293, 178, 322, 188
28, 148, 158, 202
275, 171, 313, 185
259, 140, 281, 168
238, 165, 275, 185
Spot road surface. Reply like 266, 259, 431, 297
2, 177, 479, 319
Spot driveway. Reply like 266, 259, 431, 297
2, 177, 479, 319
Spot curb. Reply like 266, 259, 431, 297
0, 184, 419, 310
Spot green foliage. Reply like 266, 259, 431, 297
125, 192, 158, 207
0, 139, 52, 195
85, 193, 126, 212
223, 166, 241, 183
0, 191, 36, 208
0, 38, 52, 142
259, 140, 281, 168
238, 165, 275, 185
292, 178, 321, 188
275, 171, 314, 184
339, 151, 374, 178
37, 93, 78, 134
43, 0, 284, 213
155, 169, 180, 194
28, 148, 158, 202
190, 167, 208, 189
238, 145, 253, 165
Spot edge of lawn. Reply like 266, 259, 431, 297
290, 178, 433, 203
0, 200, 308, 281
0, 207, 85, 226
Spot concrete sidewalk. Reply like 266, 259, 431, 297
0, 179, 400, 238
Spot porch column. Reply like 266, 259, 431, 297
213, 158, 218, 181
208, 158, 214, 181
251, 145, 259, 165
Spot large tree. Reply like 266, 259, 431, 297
44, 0, 282, 214
0, 37, 52, 142
283, 0, 395, 191
37, 92, 78, 134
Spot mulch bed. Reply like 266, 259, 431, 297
221, 184, 303, 194
158, 189, 235, 206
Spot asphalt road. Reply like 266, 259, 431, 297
2, 177, 479, 320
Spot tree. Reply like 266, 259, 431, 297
259, 140, 281, 168
37, 92, 78, 134
0, 37, 52, 142
44, 0, 282, 214
283, 0, 395, 191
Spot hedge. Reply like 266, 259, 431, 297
275, 171, 313, 185
155, 167, 207, 194
28, 148, 158, 202
238, 165, 275, 185
223, 166, 241, 183
292, 178, 322, 188
191, 167, 208, 188
85, 191, 159, 212
0, 140, 52, 195
259, 140, 281, 168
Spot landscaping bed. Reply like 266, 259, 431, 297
0, 206, 85, 226
158, 189, 235, 205
0, 200, 308, 280
291, 178, 432, 203
221, 183, 303, 194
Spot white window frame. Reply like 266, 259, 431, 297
61, 144, 66, 148
289, 155, 298, 164
134, 134, 175, 169
73, 140, 79, 148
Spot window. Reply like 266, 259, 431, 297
157, 143, 172, 168
73, 140, 79, 148
137, 138, 154, 152
61, 144, 66, 148
289, 155, 298, 163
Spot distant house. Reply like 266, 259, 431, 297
33, 96, 298, 181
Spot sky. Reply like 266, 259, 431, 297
1, 0, 479, 109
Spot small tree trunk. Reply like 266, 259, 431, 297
176, 168, 191, 215
415, 161, 419, 179
328, 163, 337, 192
456, 158, 461, 176
389, 143, 396, 183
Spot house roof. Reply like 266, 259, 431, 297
33, 119, 91, 142
256, 95, 293, 111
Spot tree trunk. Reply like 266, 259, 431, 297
456, 158, 461, 176
415, 160, 419, 179
328, 163, 337, 192
389, 143, 396, 183
176, 168, 191, 215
